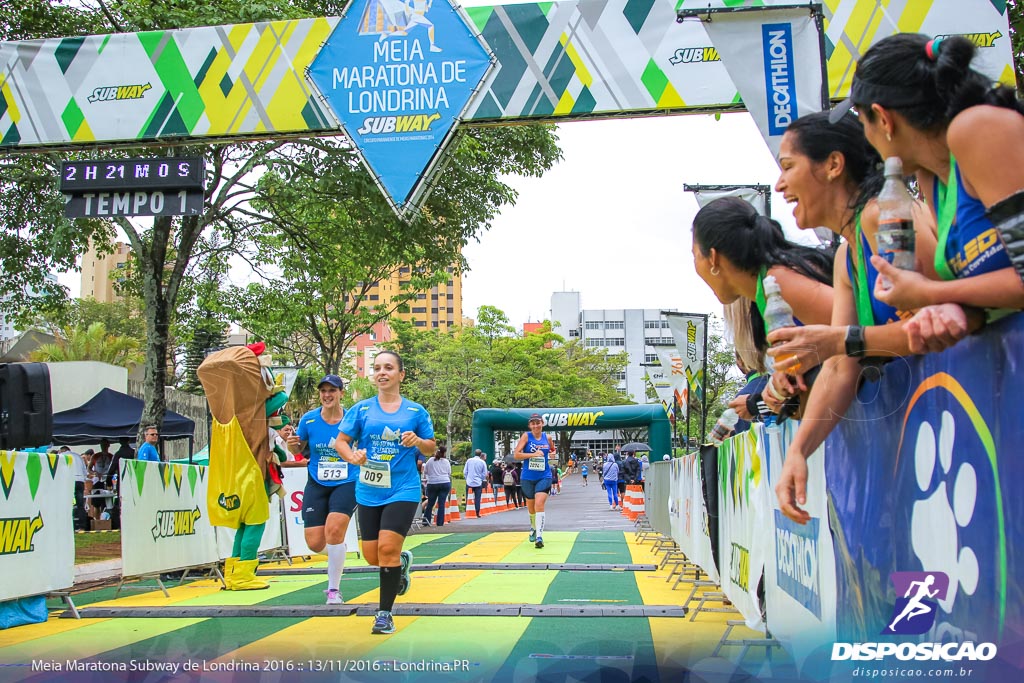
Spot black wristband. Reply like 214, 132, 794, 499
845, 325, 866, 357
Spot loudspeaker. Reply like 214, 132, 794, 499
0, 363, 53, 450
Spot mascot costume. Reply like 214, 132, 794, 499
197, 342, 288, 590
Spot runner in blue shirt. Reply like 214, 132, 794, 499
335, 351, 436, 635
288, 375, 354, 606
513, 413, 553, 549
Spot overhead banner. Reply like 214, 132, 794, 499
0, 451, 74, 601
653, 345, 689, 419
761, 420, 837, 670
1, 1, 1011, 150
306, 0, 494, 215
282, 467, 358, 557
664, 313, 705, 409
699, 6, 825, 157
716, 427, 767, 630
120, 459, 218, 577
690, 186, 768, 215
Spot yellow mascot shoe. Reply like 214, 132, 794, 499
230, 559, 269, 590
221, 557, 237, 590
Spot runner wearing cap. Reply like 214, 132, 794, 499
288, 374, 355, 606
513, 413, 553, 549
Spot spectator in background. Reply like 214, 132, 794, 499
136, 425, 161, 462
621, 451, 641, 485
63, 446, 88, 531
489, 457, 505, 500
421, 446, 452, 527
464, 449, 488, 518
602, 454, 621, 511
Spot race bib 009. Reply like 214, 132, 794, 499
360, 459, 391, 488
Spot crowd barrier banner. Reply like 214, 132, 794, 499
646, 461, 671, 536
215, 494, 284, 560
716, 428, 767, 629
282, 467, 358, 557
761, 420, 837, 668
680, 451, 719, 582
119, 459, 218, 576
0, 451, 74, 601
824, 314, 1024, 658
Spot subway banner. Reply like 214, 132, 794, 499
0, 0, 1011, 150
716, 428, 768, 629
0, 451, 74, 601
672, 452, 719, 583
282, 467, 359, 558
761, 420, 838, 670
119, 459, 218, 577
665, 312, 705, 408
819, 313, 1024, 680
214, 495, 285, 560
653, 346, 687, 418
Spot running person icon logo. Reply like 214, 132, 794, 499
883, 571, 951, 635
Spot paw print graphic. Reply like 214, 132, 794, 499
910, 411, 979, 613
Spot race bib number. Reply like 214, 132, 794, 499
360, 459, 391, 488
317, 459, 348, 481
528, 456, 547, 472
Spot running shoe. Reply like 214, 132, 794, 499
371, 610, 395, 634
529, 528, 537, 543
397, 550, 413, 596
535, 537, 544, 549
325, 588, 343, 605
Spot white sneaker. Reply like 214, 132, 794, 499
609, 505, 615, 511
325, 588, 343, 605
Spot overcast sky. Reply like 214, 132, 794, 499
461, 111, 813, 328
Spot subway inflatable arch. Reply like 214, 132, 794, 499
471, 405, 671, 463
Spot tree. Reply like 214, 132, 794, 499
30, 321, 144, 369
1008, 0, 1024, 89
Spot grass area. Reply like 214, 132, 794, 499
74, 530, 121, 563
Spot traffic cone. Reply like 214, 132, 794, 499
446, 489, 461, 522
481, 489, 496, 516
632, 486, 645, 519
624, 485, 643, 520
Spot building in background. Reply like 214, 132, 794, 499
80, 241, 131, 304
550, 291, 676, 453
0, 274, 59, 341
364, 265, 462, 332
354, 320, 393, 378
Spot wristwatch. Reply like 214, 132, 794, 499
844, 325, 866, 357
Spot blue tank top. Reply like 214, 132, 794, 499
934, 158, 1010, 280
846, 217, 901, 326
520, 432, 552, 481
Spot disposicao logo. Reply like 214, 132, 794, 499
87, 83, 152, 103
762, 23, 797, 136
831, 571, 998, 662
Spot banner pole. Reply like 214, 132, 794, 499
700, 313, 710, 441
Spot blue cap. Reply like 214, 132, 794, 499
318, 375, 345, 390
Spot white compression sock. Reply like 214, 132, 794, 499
536, 512, 545, 538
327, 543, 346, 591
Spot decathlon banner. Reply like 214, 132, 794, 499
0, 451, 74, 601
282, 467, 359, 557
664, 313, 705, 408
761, 420, 837, 669
215, 494, 285, 560
699, 6, 824, 158
653, 346, 688, 418
119, 459, 218, 577
716, 427, 767, 629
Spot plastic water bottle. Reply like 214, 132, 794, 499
762, 275, 800, 372
708, 409, 740, 446
876, 156, 916, 287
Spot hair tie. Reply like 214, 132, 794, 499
925, 37, 943, 61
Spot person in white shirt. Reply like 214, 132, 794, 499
421, 446, 452, 526
463, 449, 489, 518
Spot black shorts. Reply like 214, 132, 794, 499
358, 501, 420, 541
302, 479, 357, 528
520, 477, 552, 499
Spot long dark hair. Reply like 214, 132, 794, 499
853, 33, 1023, 130
786, 111, 884, 228
693, 196, 834, 351
433, 445, 447, 461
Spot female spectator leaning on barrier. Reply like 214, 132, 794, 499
334, 350, 436, 635
691, 196, 834, 415
768, 111, 949, 523
421, 445, 451, 527
514, 413, 553, 549
831, 34, 1024, 353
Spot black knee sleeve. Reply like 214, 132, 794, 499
988, 190, 1024, 284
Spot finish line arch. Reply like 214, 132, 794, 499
471, 405, 670, 463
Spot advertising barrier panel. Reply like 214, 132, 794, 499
0, 451, 74, 601
119, 459, 218, 576
679, 451, 719, 583
282, 467, 358, 558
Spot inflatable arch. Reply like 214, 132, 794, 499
471, 405, 671, 463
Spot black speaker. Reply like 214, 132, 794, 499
0, 363, 53, 450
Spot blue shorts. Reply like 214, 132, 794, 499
520, 477, 552, 499
302, 479, 357, 527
